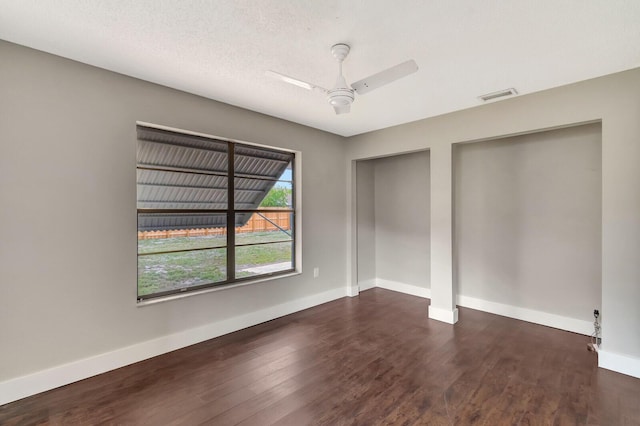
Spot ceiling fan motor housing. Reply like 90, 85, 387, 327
327, 87, 355, 109
328, 63, 354, 113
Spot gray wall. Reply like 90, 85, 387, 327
374, 152, 431, 289
454, 124, 602, 319
0, 40, 346, 381
346, 67, 640, 361
356, 161, 376, 287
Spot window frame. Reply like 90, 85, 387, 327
136, 123, 299, 302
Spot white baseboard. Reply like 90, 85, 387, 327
428, 305, 459, 324
598, 349, 640, 379
456, 294, 593, 336
0, 287, 347, 406
362, 281, 640, 379
367, 278, 592, 336
371, 281, 639, 379
357, 279, 376, 292
346, 285, 359, 297
375, 279, 431, 299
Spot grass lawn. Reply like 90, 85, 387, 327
138, 231, 292, 296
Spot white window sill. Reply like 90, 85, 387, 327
136, 270, 301, 307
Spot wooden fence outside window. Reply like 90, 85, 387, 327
138, 211, 291, 240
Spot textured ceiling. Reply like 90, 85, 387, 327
1, 1, 640, 136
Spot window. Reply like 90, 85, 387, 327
136, 125, 296, 301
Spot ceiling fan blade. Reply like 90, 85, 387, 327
266, 70, 328, 93
351, 60, 418, 95
333, 103, 351, 115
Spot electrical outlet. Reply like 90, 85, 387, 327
313, 267, 319, 278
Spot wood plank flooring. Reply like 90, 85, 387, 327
1, 288, 639, 425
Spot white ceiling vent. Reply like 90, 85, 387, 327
478, 88, 518, 102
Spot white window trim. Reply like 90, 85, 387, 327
135, 121, 303, 304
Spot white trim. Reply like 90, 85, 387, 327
357, 279, 377, 292
135, 123, 304, 305
137, 271, 301, 306
0, 287, 347, 406
428, 305, 459, 324
346, 285, 359, 297
346, 159, 358, 298
375, 279, 431, 299
136, 121, 298, 153
294, 150, 303, 275
367, 278, 592, 335
598, 349, 640, 379
456, 294, 593, 336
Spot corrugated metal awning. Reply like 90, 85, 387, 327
137, 126, 292, 231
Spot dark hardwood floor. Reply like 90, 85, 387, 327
2, 288, 639, 425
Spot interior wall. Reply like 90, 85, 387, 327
0, 40, 346, 382
346, 67, 640, 365
356, 161, 376, 289
373, 151, 431, 289
454, 123, 602, 321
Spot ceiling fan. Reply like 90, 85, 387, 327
267, 43, 418, 115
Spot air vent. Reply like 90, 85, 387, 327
478, 88, 518, 102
